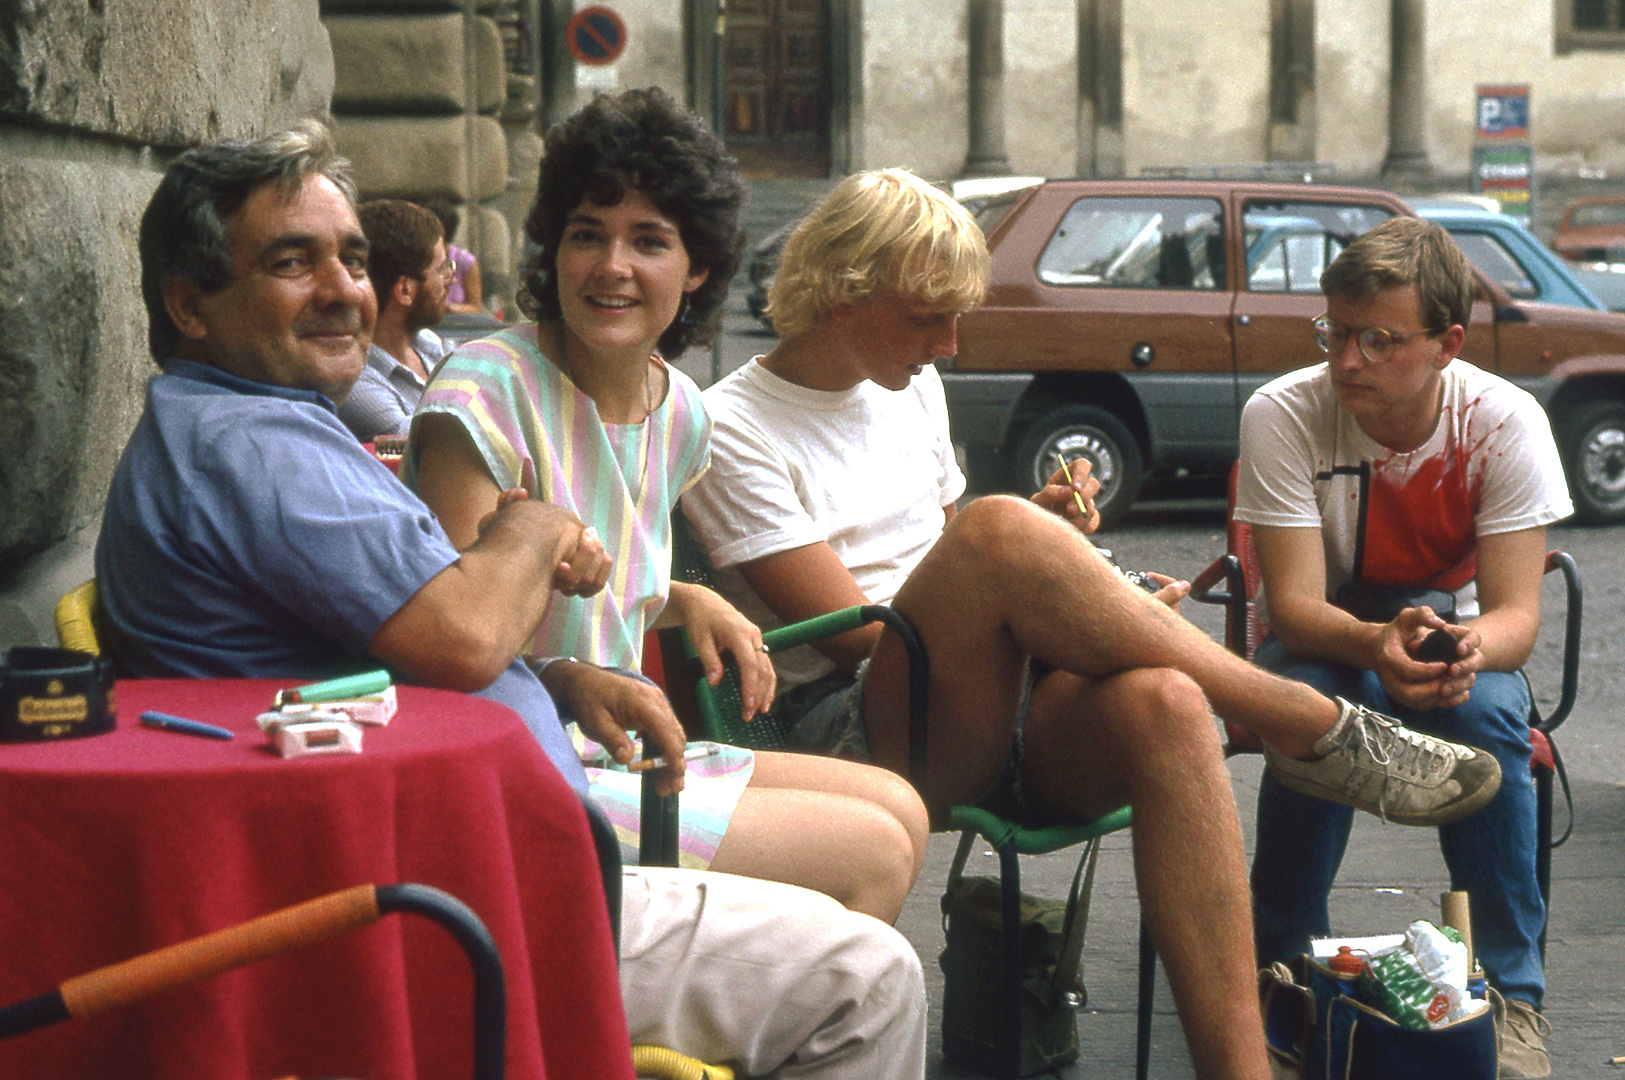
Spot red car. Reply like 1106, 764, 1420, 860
1553, 196, 1625, 265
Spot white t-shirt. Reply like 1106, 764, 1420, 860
682, 359, 966, 689
1234, 360, 1572, 623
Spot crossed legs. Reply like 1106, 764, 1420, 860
861, 495, 1351, 788
856, 495, 1371, 1080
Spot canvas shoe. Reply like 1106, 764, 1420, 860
1262, 697, 1502, 826
1500, 998, 1551, 1078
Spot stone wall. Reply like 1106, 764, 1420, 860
322, 0, 540, 316
0, 0, 334, 647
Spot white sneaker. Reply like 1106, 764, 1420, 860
1263, 698, 1502, 826
1499, 998, 1551, 1078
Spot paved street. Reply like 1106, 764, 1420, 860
676, 189, 1625, 1076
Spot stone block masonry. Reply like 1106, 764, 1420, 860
0, 0, 334, 642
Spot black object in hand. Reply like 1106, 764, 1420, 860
1123, 570, 1158, 593
1416, 628, 1459, 663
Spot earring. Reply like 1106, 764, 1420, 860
677, 294, 694, 328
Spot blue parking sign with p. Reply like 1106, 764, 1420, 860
1477, 86, 1529, 139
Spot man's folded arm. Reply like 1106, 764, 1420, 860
1251, 523, 1387, 668
369, 500, 582, 691
1466, 526, 1546, 673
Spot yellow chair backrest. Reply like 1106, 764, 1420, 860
55, 580, 102, 656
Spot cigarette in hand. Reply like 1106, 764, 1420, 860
626, 745, 719, 772
1063, 455, 1093, 518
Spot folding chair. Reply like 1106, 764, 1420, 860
1189, 463, 1584, 958
662, 508, 1156, 1080
0, 883, 508, 1079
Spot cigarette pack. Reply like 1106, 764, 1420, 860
271, 717, 365, 759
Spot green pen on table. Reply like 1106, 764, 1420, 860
276, 670, 392, 708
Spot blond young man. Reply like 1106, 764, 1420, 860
683, 169, 1505, 1080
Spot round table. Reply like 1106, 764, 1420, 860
0, 679, 632, 1080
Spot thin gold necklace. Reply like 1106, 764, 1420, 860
559, 346, 656, 501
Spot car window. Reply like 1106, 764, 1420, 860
1036, 197, 1224, 290
1449, 230, 1538, 299
1243, 201, 1393, 293
1569, 202, 1625, 228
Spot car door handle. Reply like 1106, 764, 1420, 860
1237, 314, 1251, 326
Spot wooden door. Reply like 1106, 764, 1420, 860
725, 0, 829, 176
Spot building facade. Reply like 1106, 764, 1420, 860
562, 0, 1625, 184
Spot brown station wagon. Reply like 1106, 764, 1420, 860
941, 178, 1625, 526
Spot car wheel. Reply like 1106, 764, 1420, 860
1560, 399, 1625, 523
1012, 406, 1144, 529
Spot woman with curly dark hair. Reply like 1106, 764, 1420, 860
406, 88, 926, 921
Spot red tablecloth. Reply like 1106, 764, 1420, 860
0, 679, 633, 1080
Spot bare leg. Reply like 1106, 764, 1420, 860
1020, 668, 1269, 1080
709, 751, 926, 922
864, 496, 1338, 791
744, 751, 931, 882
854, 496, 1293, 1078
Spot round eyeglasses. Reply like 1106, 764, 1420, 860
1313, 315, 1441, 364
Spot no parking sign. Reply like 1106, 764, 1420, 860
567, 5, 627, 67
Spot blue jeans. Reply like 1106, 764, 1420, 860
1249, 636, 1545, 1006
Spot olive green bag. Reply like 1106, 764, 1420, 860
938, 848, 1095, 1076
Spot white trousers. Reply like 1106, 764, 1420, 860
619, 867, 927, 1080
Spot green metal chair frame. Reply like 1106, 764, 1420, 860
663, 509, 1156, 1080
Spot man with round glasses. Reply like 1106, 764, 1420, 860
1236, 216, 1569, 1078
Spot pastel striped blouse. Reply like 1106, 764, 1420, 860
405, 324, 712, 668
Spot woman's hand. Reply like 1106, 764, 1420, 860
1031, 456, 1102, 535
542, 660, 691, 796
661, 582, 777, 720
478, 489, 611, 597
551, 521, 610, 597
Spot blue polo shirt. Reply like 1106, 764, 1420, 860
96, 359, 586, 791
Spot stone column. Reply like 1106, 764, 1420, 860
1267, 0, 1316, 162
1076, 0, 1123, 177
323, 2, 515, 310
962, 0, 1011, 177
1382, 0, 1431, 178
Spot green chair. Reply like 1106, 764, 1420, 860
663, 509, 1156, 1080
